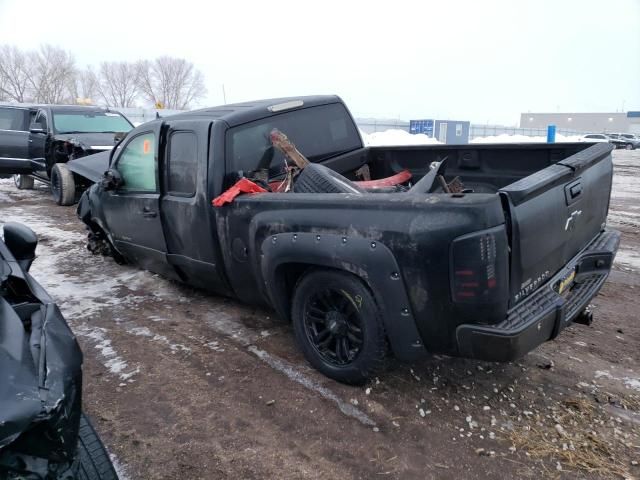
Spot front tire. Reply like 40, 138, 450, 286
77, 413, 119, 480
625, 143, 633, 150
291, 269, 386, 384
51, 163, 76, 205
14, 174, 34, 190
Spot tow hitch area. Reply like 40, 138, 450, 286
573, 308, 594, 326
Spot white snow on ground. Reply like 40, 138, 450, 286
360, 129, 586, 145
594, 370, 640, 392
76, 325, 139, 381
362, 129, 441, 146
613, 249, 640, 272
109, 453, 131, 480
248, 345, 376, 427
127, 325, 192, 354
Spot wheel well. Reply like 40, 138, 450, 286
273, 263, 381, 323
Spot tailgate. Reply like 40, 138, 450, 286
499, 143, 614, 306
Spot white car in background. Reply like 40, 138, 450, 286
581, 133, 611, 143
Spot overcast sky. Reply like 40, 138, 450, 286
1, 0, 638, 124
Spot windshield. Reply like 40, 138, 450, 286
53, 111, 133, 134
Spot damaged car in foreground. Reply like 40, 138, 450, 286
75, 95, 620, 385
0, 210, 118, 477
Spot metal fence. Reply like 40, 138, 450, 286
469, 124, 585, 139
355, 118, 587, 139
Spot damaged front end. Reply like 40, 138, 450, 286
0, 226, 83, 479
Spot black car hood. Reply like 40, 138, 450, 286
0, 241, 83, 461
53, 132, 120, 148
67, 150, 111, 182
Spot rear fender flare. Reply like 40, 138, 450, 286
260, 232, 426, 361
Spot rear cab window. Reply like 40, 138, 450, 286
166, 131, 197, 196
226, 103, 362, 180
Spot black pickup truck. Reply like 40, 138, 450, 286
0, 104, 133, 205
74, 95, 620, 384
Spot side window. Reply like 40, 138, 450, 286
167, 131, 197, 196
0, 108, 26, 131
35, 112, 48, 130
117, 132, 157, 192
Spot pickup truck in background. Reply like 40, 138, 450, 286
75, 95, 620, 384
0, 104, 133, 205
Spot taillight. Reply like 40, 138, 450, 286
451, 226, 509, 305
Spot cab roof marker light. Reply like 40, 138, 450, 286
268, 100, 304, 112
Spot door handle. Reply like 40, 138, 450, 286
142, 207, 157, 218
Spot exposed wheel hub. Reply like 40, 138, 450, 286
326, 311, 347, 336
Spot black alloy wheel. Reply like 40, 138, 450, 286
292, 269, 386, 384
304, 287, 365, 366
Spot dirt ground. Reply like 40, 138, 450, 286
1, 150, 639, 480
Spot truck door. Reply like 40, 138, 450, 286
28, 110, 48, 166
159, 120, 231, 295
0, 108, 31, 161
100, 125, 176, 279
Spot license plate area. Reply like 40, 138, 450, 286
556, 268, 577, 295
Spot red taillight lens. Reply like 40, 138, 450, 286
451, 226, 509, 305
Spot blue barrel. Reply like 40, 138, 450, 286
547, 124, 556, 143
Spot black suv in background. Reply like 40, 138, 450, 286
0, 104, 133, 204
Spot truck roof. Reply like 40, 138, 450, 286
165, 95, 343, 127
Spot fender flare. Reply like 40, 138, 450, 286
260, 232, 426, 361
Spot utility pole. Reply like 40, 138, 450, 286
222, 84, 227, 105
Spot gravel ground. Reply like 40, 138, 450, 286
1, 149, 638, 479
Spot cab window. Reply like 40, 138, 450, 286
117, 132, 157, 192
226, 103, 362, 178
35, 111, 48, 130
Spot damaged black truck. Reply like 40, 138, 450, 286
75, 96, 620, 384
0, 104, 133, 205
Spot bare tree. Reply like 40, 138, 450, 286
0, 45, 32, 102
27, 45, 77, 104
68, 67, 99, 104
137, 56, 206, 109
95, 61, 140, 107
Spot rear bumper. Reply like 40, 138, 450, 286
456, 229, 620, 362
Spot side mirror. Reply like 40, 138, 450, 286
101, 168, 123, 191
29, 123, 45, 134
3, 223, 38, 272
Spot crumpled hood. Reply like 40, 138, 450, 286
0, 245, 83, 459
67, 150, 111, 183
53, 132, 121, 149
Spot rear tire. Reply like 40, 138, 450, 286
14, 174, 34, 190
77, 413, 119, 480
291, 269, 386, 384
625, 143, 633, 150
51, 163, 76, 205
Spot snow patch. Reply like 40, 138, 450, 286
614, 249, 640, 272
77, 325, 139, 380
362, 129, 442, 146
248, 345, 376, 426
